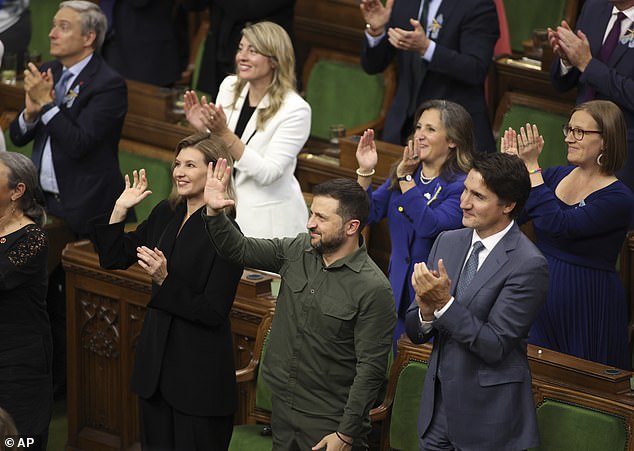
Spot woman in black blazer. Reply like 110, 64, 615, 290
92, 133, 243, 450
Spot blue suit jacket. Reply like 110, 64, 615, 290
9, 54, 128, 236
550, 0, 634, 192
361, 0, 498, 151
406, 224, 548, 451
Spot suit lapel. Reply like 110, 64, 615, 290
588, 4, 614, 56
460, 224, 519, 308
226, 82, 247, 133
435, 0, 457, 40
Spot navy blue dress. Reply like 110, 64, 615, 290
525, 166, 634, 369
366, 167, 466, 345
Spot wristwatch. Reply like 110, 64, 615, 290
397, 174, 413, 182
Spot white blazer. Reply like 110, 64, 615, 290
216, 76, 311, 238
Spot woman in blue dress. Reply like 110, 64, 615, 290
502, 100, 634, 369
355, 99, 475, 345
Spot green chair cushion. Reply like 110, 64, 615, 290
503, 0, 567, 53
530, 399, 628, 451
390, 360, 428, 451
118, 150, 173, 223
497, 104, 569, 169
305, 59, 384, 140
228, 425, 272, 451
4, 128, 33, 158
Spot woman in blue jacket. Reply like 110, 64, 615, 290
356, 99, 475, 345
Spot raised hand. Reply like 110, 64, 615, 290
184, 90, 208, 132
356, 129, 378, 172
109, 169, 152, 224
500, 127, 519, 156
396, 140, 420, 178
360, 0, 393, 35
204, 158, 236, 215
516, 123, 544, 168
136, 246, 168, 286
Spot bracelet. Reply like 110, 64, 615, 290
356, 168, 376, 177
528, 167, 542, 174
335, 431, 353, 447
365, 23, 384, 37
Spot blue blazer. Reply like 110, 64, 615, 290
550, 0, 634, 191
406, 224, 548, 450
10, 54, 128, 236
367, 170, 465, 342
361, 0, 498, 151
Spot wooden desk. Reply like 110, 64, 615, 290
62, 241, 276, 451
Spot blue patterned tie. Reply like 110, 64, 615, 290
455, 241, 484, 301
54, 70, 72, 106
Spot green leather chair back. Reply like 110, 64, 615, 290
118, 150, 173, 223
497, 104, 569, 169
389, 360, 428, 451
305, 58, 385, 140
29, 0, 56, 62
530, 399, 628, 451
503, 0, 567, 53
3, 128, 33, 158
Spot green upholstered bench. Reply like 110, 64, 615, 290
494, 92, 571, 170
502, 0, 570, 53
530, 382, 633, 451
118, 148, 173, 223
303, 48, 395, 141
229, 314, 274, 451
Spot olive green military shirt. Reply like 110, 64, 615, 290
203, 212, 396, 439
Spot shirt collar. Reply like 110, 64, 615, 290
611, 5, 634, 21
307, 235, 368, 272
470, 220, 514, 253
63, 53, 93, 79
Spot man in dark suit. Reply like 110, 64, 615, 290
549, 0, 634, 192
101, 0, 184, 87
360, 0, 498, 151
406, 153, 548, 450
9, 0, 127, 399
10, 0, 127, 237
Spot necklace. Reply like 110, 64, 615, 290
419, 171, 436, 185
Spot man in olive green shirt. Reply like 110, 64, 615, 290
203, 161, 396, 451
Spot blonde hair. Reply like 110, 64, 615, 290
0, 407, 17, 451
231, 21, 296, 130
168, 133, 236, 217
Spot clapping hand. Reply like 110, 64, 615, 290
360, 0, 393, 35
411, 260, 451, 316
204, 158, 235, 215
184, 90, 209, 132
502, 123, 543, 170
396, 140, 420, 177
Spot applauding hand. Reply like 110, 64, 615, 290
109, 169, 152, 224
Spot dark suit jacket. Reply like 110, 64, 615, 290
9, 54, 127, 236
405, 224, 548, 451
361, 0, 499, 151
550, 0, 634, 192
189, 0, 296, 99
102, 0, 183, 86
91, 201, 244, 416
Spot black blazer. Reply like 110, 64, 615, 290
92, 201, 244, 416
9, 54, 128, 236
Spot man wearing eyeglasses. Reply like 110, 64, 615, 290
549, 0, 634, 192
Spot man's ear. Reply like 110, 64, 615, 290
346, 219, 361, 236
502, 201, 516, 216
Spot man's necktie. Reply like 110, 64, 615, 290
455, 241, 485, 301
54, 70, 72, 106
599, 11, 626, 63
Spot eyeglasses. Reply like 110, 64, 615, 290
562, 125, 602, 141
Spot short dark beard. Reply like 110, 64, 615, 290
311, 229, 346, 255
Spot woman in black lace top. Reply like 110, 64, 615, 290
0, 152, 51, 451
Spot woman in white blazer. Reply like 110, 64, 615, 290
184, 21, 310, 238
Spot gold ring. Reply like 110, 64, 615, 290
210, 115, 215, 120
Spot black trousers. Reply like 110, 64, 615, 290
139, 391, 234, 451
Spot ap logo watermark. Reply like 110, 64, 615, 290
4, 436, 37, 448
